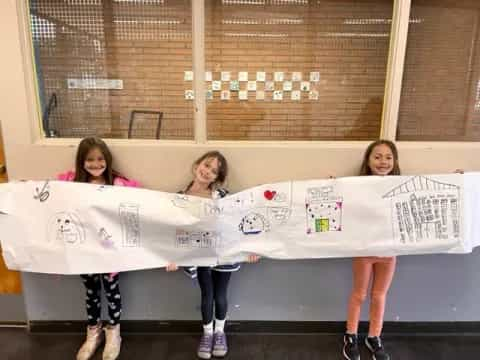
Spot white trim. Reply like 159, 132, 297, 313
30, 137, 480, 150
11, 0, 480, 152
192, 0, 206, 143
18, 0, 44, 143
212, 266, 241, 272
381, 0, 411, 140
395, 141, 480, 150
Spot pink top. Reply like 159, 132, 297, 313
56, 170, 140, 188
56, 170, 140, 277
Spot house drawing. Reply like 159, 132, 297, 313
383, 176, 460, 243
305, 186, 343, 234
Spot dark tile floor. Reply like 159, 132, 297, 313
1, 328, 479, 359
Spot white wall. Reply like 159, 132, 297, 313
1, 0, 480, 324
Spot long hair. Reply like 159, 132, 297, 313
359, 139, 401, 176
186, 150, 228, 191
73, 137, 116, 185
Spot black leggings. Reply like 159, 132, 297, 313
197, 268, 232, 324
81, 273, 122, 326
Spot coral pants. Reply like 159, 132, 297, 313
346, 256, 396, 336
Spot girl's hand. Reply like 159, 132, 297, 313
247, 254, 261, 263
166, 263, 178, 272
454, 169, 464, 174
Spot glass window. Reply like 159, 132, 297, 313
30, 0, 193, 139
397, 0, 480, 141
205, 0, 393, 140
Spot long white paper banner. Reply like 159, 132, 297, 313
0, 173, 478, 274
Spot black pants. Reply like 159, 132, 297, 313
81, 273, 122, 326
197, 268, 232, 324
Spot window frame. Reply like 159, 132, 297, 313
17, 0, 480, 148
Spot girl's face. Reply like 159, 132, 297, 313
368, 144, 394, 176
194, 157, 220, 187
84, 147, 107, 178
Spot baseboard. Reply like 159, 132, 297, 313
27, 320, 480, 334
0, 321, 27, 328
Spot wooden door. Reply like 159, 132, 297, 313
0, 129, 22, 294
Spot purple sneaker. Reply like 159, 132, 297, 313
197, 333, 213, 359
212, 331, 228, 358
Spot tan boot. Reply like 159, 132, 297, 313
76, 324, 103, 360
103, 324, 122, 360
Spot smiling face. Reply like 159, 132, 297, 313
84, 147, 107, 180
368, 144, 394, 176
193, 157, 220, 188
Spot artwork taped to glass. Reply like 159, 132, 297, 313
0, 173, 478, 275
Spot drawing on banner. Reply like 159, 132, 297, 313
262, 184, 293, 224
305, 186, 343, 234
264, 190, 288, 202
119, 203, 141, 247
176, 230, 220, 248
264, 190, 276, 200
383, 176, 460, 243
171, 194, 191, 208
224, 192, 256, 210
0, 175, 476, 275
239, 212, 270, 235
98, 227, 115, 248
274, 193, 287, 202
48, 211, 85, 244
97, 185, 108, 192
204, 202, 223, 216
34, 180, 50, 202
273, 192, 287, 202
267, 207, 292, 224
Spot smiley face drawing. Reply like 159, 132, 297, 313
48, 211, 85, 245
239, 212, 270, 235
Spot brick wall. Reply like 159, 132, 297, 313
33, 0, 480, 141
205, 0, 391, 140
398, 0, 480, 141
32, 0, 193, 139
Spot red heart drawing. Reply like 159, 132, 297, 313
264, 190, 276, 200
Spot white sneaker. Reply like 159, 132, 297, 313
103, 324, 122, 360
76, 324, 104, 360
